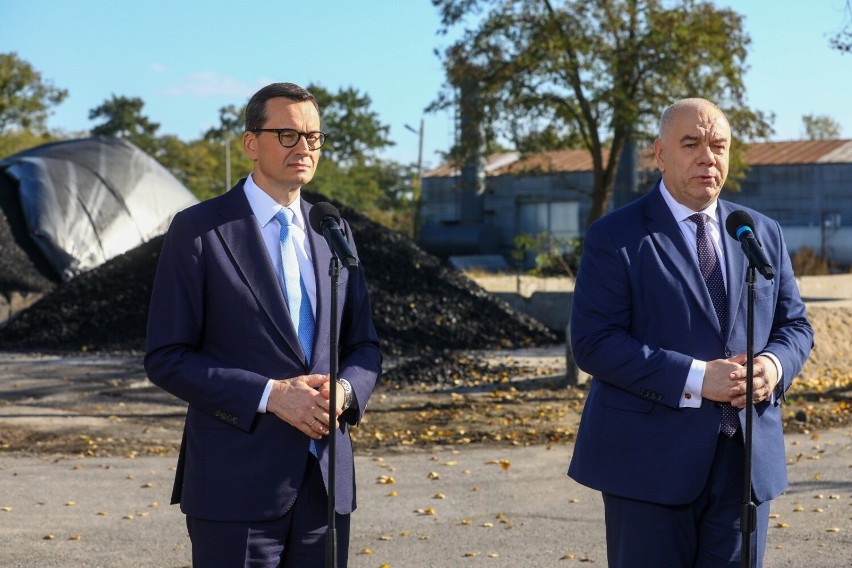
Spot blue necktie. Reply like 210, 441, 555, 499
275, 208, 315, 365
275, 208, 318, 456
690, 213, 739, 437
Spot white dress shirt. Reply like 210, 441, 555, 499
658, 180, 781, 408
243, 174, 317, 412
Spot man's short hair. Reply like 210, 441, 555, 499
245, 83, 319, 132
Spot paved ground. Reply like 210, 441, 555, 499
1, 425, 849, 567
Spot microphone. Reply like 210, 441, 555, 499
308, 202, 359, 271
725, 210, 774, 280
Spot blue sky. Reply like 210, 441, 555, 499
1, 1, 850, 170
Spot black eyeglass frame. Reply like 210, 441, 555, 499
251, 128, 328, 149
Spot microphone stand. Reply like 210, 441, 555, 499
740, 265, 757, 568
325, 254, 340, 568
323, 224, 359, 568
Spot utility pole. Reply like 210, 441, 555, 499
405, 118, 425, 238
224, 134, 232, 191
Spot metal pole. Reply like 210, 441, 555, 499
224, 135, 232, 190
325, 254, 340, 568
741, 266, 757, 567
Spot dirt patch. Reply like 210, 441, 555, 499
0, 307, 849, 457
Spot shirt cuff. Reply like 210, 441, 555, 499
759, 352, 784, 403
258, 379, 274, 413
680, 359, 705, 408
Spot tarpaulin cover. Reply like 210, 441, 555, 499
0, 136, 198, 281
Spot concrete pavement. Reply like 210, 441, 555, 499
1, 426, 849, 567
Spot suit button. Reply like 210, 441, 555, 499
724, 348, 732, 357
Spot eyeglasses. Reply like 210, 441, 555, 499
251, 128, 327, 150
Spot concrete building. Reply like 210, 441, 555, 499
419, 140, 852, 268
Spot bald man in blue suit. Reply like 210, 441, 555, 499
568, 98, 813, 567
146, 83, 381, 567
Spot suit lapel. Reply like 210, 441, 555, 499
302, 200, 332, 369
215, 185, 305, 361
643, 184, 725, 336
718, 200, 746, 339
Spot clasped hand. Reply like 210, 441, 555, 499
265, 374, 345, 439
703, 354, 779, 408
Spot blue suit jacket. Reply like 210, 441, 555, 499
568, 183, 813, 505
145, 180, 381, 520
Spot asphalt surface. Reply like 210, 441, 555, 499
1, 426, 849, 567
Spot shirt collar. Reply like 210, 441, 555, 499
243, 173, 306, 230
659, 179, 719, 225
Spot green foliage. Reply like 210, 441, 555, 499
431, 0, 774, 224
0, 53, 418, 234
307, 84, 394, 166
829, 0, 852, 53
802, 114, 842, 140
0, 52, 68, 134
89, 94, 160, 154
512, 232, 581, 276
0, 129, 56, 159
308, 157, 416, 234
204, 104, 245, 142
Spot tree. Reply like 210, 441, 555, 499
89, 95, 159, 153
307, 84, 394, 166
802, 114, 841, 140
204, 104, 251, 194
204, 104, 244, 142
431, 0, 774, 225
829, 0, 852, 53
0, 52, 68, 134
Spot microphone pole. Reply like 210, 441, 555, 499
741, 265, 757, 568
325, 252, 340, 568
311, 203, 359, 568
725, 210, 773, 567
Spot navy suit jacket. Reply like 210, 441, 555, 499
145, 180, 381, 520
568, 183, 813, 505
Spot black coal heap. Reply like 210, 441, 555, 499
0, 193, 557, 357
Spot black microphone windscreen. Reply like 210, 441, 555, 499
309, 202, 341, 234
725, 210, 755, 240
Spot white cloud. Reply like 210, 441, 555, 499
150, 63, 167, 73
159, 72, 263, 98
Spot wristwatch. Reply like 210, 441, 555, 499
339, 379, 353, 410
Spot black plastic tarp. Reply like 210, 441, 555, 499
0, 136, 198, 281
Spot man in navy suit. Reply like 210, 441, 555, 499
568, 98, 813, 567
145, 82, 381, 567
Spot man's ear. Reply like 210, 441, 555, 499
243, 131, 257, 159
653, 138, 665, 173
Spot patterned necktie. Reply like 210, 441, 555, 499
275, 208, 315, 365
689, 212, 738, 437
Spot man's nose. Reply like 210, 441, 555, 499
696, 143, 715, 165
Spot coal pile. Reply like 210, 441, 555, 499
0, 192, 557, 359
0, 235, 162, 352
0, 172, 60, 299
335, 201, 556, 356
